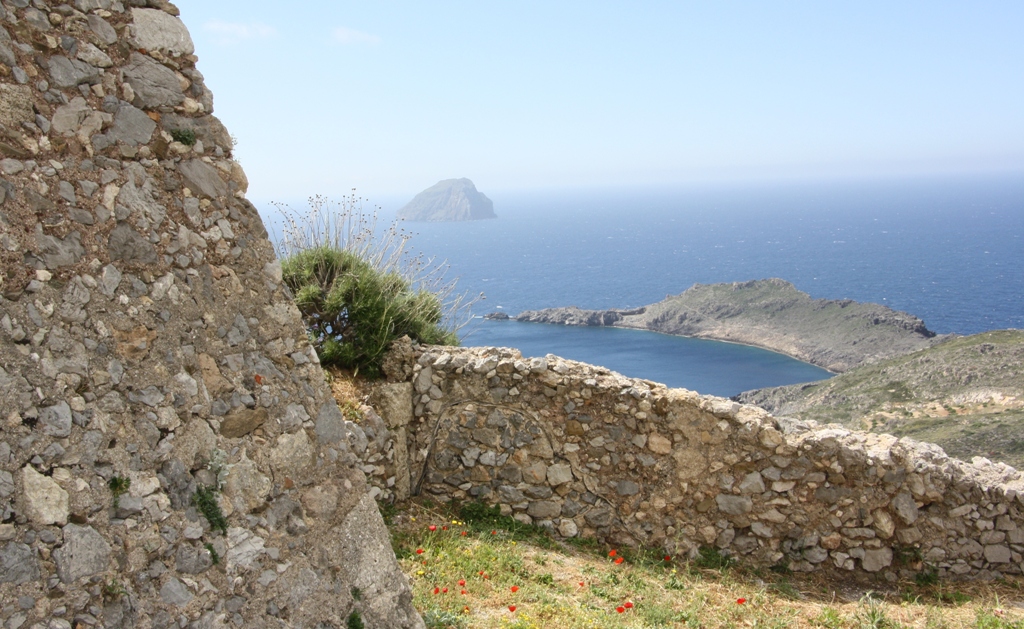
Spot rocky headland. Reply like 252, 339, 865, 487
396, 177, 495, 222
516, 279, 943, 373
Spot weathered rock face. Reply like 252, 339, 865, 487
0, 2, 422, 628
396, 177, 496, 222
373, 341, 1024, 582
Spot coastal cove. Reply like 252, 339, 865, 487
463, 318, 833, 397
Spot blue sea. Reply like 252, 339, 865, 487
261, 173, 1024, 397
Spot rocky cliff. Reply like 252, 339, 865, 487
0, 2, 421, 627
517, 279, 942, 373
396, 178, 495, 222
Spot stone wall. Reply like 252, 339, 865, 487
375, 340, 1024, 582
0, 2, 422, 627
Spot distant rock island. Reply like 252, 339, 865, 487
397, 178, 496, 222
515, 279, 945, 373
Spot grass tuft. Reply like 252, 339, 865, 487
276, 194, 478, 377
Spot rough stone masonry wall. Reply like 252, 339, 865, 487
377, 341, 1024, 583
0, 2, 422, 628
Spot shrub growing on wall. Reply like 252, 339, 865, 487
277, 194, 469, 376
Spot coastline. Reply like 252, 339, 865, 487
512, 279, 945, 373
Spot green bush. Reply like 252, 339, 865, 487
277, 195, 471, 377
282, 246, 457, 375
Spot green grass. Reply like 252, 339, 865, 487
193, 485, 228, 534
387, 500, 1024, 629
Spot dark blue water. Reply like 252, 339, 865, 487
260, 173, 1024, 396
462, 320, 832, 397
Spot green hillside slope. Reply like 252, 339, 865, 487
737, 330, 1024, 468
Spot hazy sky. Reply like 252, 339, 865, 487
173, 1, 1024, 205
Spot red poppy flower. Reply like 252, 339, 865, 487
429, 525, 437, 532
458, 579, 466, 586
737, 598, 747, 605
478, 571, 484, 575
614, 557, 624, 565
433, 587, 439, 595
491, 530, 497, 535
616, 606, 625, 613
511, 586, 519, 593
484, 574, 490, 579
579, 581, 585, 587
508, 605, 517, 612
461, 589, 467, 595
416, 549, 424, 554
442, 587, 448, 593
608, 550, 617, 557
461, 531, 467, 536
664, 555, 672, 562
442, 525, 448, 530
624, 602, 633, 609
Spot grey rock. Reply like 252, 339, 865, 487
546, 463, 573, 486
75, 0, 112, 12
77, 42, 113, 68
179, 159, 228, 199
861, 547, 893, 572
122, 53, 185, 109
0, 158, 24, 175
716, 494, 753, 515
321, 493, 423, 628
160, 113, 232, 151
891, 491, 918, 525
69, 208, 96, 225
115, 495, 143, 518
48, 56, 100, 88
95, 102, 156, 148
0, 542, 39, 584
397, 178, 495, 222
527, 500, 562, 519
54, 524, 110, 583
0, 43, 15, 68
99, 263, 122, 297
79, 180, 100, 198
22, 465, 69, 526
315, 401, 348, 445
175, 543, 213, 574
616, 480, 640, 496
129, 8, 195, 56
0, 471, 13, 499
58, 181, 77, 204
738, 471, 765, 494
87, 15, 118, 46
160, 577, 193, 607
584, 507, 614, 527
984, 544, 1012, 564
36, 229, 85, 268
39, 401, 73, 438
107, 222, 157, 263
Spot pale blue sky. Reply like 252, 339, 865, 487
173, 1, 1024, 205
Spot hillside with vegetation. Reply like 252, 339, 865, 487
736, 330, 1024, 468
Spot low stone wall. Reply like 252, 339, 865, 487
373, 340, 1024, 581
